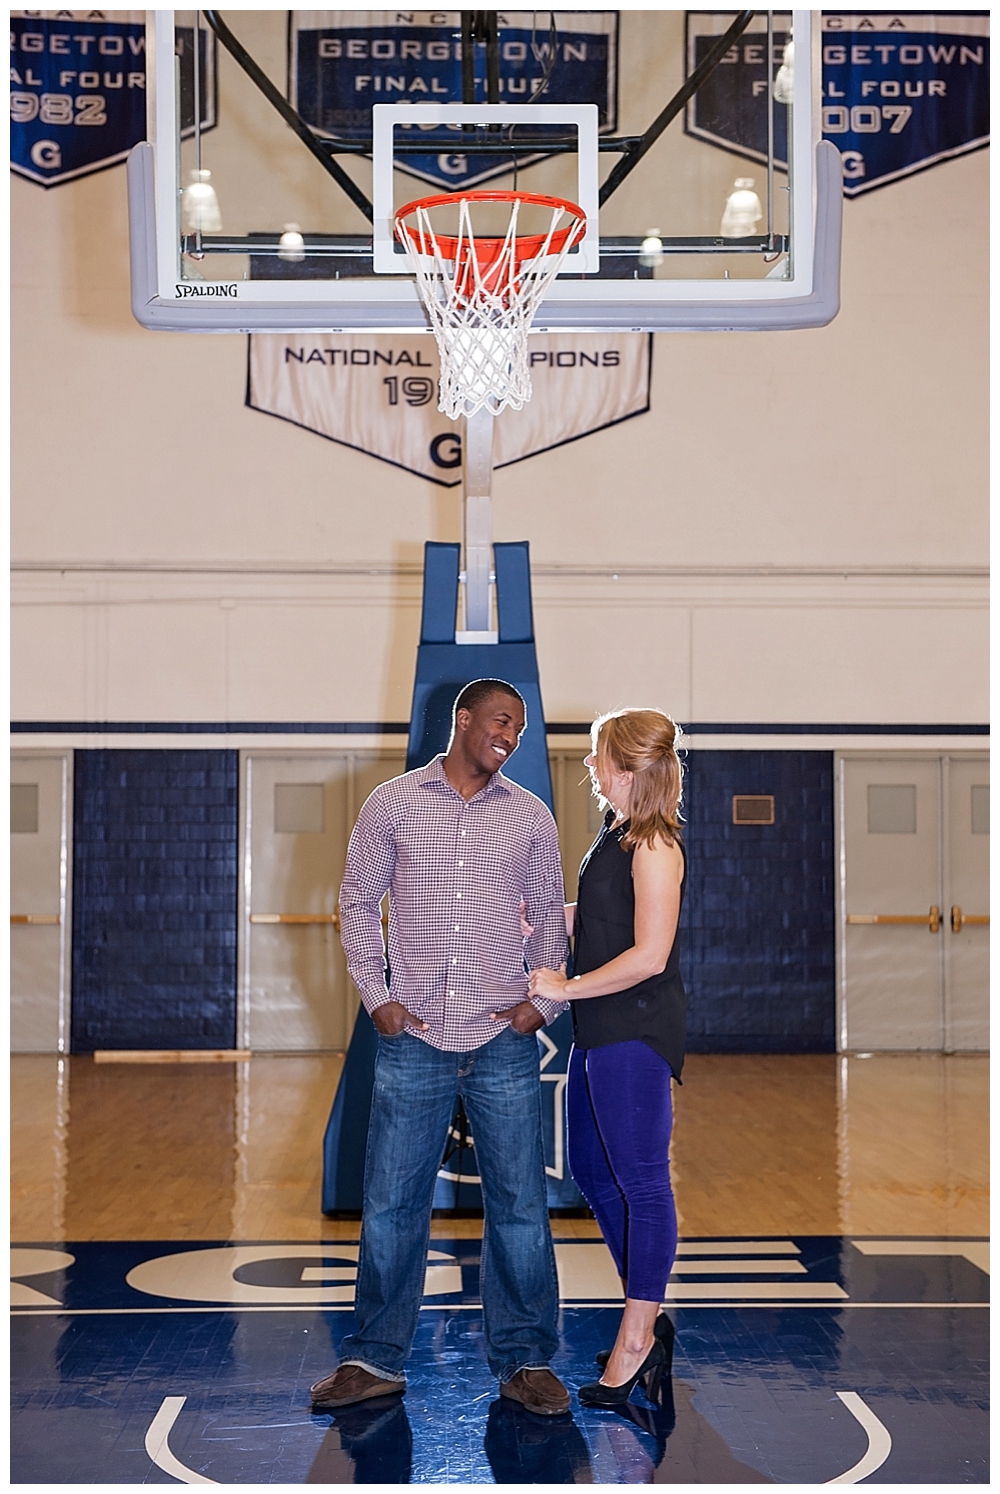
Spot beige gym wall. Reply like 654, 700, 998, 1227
11, 11, 987, 727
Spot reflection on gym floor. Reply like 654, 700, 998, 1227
307, 1375, 775, 1485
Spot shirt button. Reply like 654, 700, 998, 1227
458, 860, 463, 867
449, 990, 455, 996
452, 957, 457, 964
454, 925, 460, 932
456, 891, 461, 898
461, 830, 467, 837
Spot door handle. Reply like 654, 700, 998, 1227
847, 906, 941, 932
250, 913, 341, 926
951, 906, 990, 933
10, 914, 61, 925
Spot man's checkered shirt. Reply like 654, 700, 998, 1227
339, 755, 569, 1051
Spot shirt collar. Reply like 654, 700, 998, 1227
417, 754, 512, 799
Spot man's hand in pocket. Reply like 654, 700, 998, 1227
489, 1000, 544, 1036
372, 1001, 428, 1036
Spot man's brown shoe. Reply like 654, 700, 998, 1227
309, 1363, 406, 1409
500, 1368, 571, 1417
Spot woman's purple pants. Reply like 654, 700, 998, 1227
566, 1039, 678, 1302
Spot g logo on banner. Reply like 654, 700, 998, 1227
30, 140, 62, 170
430, 433, 462, 469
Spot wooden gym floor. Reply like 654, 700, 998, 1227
11, 1050, 988, 1242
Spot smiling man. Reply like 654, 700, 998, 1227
310, 679, 571, 1416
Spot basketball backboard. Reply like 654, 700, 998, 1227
128, 10, 841, 333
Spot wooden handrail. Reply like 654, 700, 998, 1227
250, 913, 340, 926
248, 912, 389, 928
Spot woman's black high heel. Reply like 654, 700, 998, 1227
577, 1336, 667, 1408
595, 1312, 674, 1373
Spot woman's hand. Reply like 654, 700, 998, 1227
527, 964, 570, 1001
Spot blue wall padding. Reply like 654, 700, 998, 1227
70, 749, 238, 1052
680, 750, 836, 1052
494, 541, 535, 642
419, 541, 461, 642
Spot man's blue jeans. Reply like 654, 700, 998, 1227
339, 1023, 559, 1383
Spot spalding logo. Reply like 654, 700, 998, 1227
175, 283, 239, 298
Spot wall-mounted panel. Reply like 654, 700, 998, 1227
71, 750, 238, 1051
680, 750, 836, 1053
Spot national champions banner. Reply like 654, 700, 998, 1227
10, 12, 216, 187
685, 11, 989, 196
289, 10, 618, 189
247, 333, 651, 483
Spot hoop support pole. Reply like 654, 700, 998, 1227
462, 409, 495, 635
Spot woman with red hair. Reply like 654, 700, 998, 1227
529, 708, 686, 1408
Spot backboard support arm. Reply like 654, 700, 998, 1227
599, 9, 755, 207
201, 10, 374, 223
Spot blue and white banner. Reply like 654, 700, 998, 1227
289, 10, 617, 190
10, 12, 216, 187
684, 12, 989, 197
247, 332, 650, 484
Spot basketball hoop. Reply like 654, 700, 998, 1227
394, 190, 588, 421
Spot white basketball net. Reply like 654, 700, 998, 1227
396, 196, 586, 421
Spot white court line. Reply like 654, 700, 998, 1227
145, 1396, 217, 1485
10, 1300, 989, 1315
826, 1392, 892, 1483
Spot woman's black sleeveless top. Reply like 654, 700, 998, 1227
570, 812, 687, 1079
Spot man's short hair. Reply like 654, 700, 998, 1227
453, 679, 526, 723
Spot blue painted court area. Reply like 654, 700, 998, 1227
11, 1238, 988, 1483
